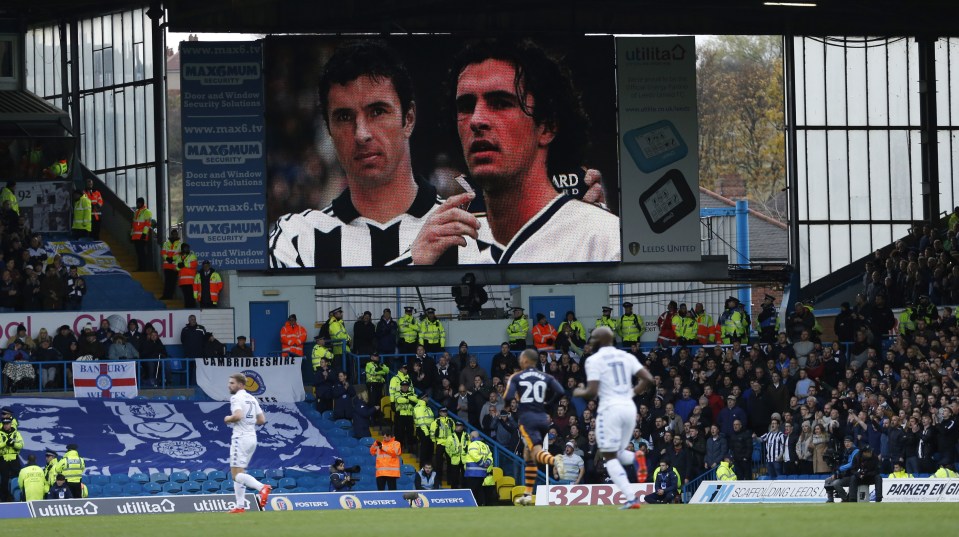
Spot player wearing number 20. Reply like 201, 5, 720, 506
225, 373, 272, 513
574, 326, 653, 510
505, 348, 566, 505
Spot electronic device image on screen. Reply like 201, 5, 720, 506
622, 120, 688, 173
638, 168, 696, 234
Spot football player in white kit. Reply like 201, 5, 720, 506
224, 373, 271, 513
574, 326, 653, 509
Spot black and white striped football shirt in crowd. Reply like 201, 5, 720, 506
759, 429, 787, 463
268, 181, 442, 268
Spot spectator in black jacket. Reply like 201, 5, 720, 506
849, 444, 883, 502
139, 330, 168, 360
33, 338, 62, 389
937, 406, 958, 467
77, 330, 105, 360
865, 294, 896, 343
202, 333, 225, 358
122, 319, 143, 351
0, 269, 18, 312
375, 308, 397, 355
352, 311, 376, 356
19, 267, 41, 311
332, 371, 355, 420
351, 391, 377, 439
180, 315, 206, 358
229, 336, 254, 357
729, 419, 754, 480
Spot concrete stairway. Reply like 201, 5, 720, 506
101, 228, 180, 310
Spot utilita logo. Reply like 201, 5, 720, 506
116, 499, 176, 514
35, 501, 99, 517
193, 497, 244, 512
624, 44, 686, 62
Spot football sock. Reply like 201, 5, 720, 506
235, 472, 265, 491
233, 481, 246, 507
605, 459, 634, 501
525, 465, 538, 495
535, 450, 555, 466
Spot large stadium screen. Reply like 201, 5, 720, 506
263, 36, 620, 270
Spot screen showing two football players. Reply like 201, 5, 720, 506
265, 36, 621, 270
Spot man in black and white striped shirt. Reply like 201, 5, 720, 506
269, 41, 445, 269
759, 417, 787, 480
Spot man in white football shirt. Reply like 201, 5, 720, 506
407, 39, 620, 265
224, 373, 271, 513
574, 326, 653, 509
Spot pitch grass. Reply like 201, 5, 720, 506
6, 503, 956, 537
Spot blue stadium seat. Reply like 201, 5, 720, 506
111, 473, 131, 485
203, 481, 220, 493
220, 480, 235, 491
182, 481, 202, 493
151, 395, 168, 401
123, 483, 142, 495
162, 482, 182, 494
338, 437, 359, 448
143, 482, 163, 495
334, 419, 352, 430
150, 473, 169, 484
265, 468, 285, 480
359, 436, 376, 447
262, 478, 278, 489
91, 474, 111, 487
400, 464, 416, 477
292, 487, 309, 493
134, 396, 148, 400
321, 410, 334, 421
189, 471, 208, 483
247, 469, 266, 480
208, 470, 227, 482
131, 472, 150, 484
326, 429, 348, 440
86, 484, 103, 497
171, 395, 187, 401
296, 476, 316, 489
12, 489, 22, 501
102, 483, 123, 497
170, 471, 189, 484
757, 475, 770, 480
278, 477, 297, 490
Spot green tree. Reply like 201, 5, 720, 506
697, 36, 786, 220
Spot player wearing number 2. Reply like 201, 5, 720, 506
574, 326, 653, 509
505, 348, 566, 505
225, 373, 272, 513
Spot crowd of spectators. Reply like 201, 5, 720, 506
1, 314, 234, 392
309, 288, 959, 489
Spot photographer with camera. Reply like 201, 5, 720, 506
849, 444, 883, 502
824, 436, 859, 502
329, 457, 360, 492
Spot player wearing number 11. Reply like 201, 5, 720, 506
574, 326, 653, 510
225, 373, 272, 513
504, 348, 565, 506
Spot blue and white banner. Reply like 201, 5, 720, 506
4, 398, 334, 476
72, 361, 138, 399
263, 490, 478, 511
18, 181, 71, 233
44, 241, 128, 275
180, 41, 267, 269
195, 356, 306, 403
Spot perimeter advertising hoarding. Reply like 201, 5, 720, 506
180, 41, 268, 270
264, 36, 621, 269
617, 36, 701, 262
690, 479, 959, 503
29, 494, 261, 517
262, 489, 478, 510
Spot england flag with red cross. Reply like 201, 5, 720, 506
72, 361, 138, 398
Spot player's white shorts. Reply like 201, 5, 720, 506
230, 435, 257, 468
595, 404, 636, 452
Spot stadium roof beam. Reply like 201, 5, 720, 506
297, 256, 748, 288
